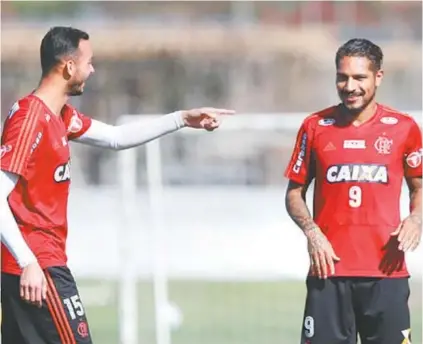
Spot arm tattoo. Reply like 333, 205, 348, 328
285, 181, 317, 234
407, 177, 422, 219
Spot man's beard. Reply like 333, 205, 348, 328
67, 82, 84, 96
341, 91, 375, 116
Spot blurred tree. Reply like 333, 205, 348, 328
9, 1, 82, 18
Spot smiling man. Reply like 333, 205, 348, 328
0, 26, 234, 344
284, 38, 422, 344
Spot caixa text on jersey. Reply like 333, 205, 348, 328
54, 161, 71, 183
326, 164, 388, 184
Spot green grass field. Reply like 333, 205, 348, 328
80, 279, 422, 344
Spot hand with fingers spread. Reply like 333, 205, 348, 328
20, 261, 47, 308
306, 227, 340, 279
181, 107, 235, 131
391, 214, 422, 252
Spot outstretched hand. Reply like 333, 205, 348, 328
181, 108, 235, 131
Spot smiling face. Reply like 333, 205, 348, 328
64, 39, 95, 96
336, 56, 383, 115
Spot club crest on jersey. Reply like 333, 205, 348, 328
0, 145, 12, 158
374, 136, 393, 155
380, 116, 398, 125
67, 111, 82, 133
54, 161, 71, 183
318, 118, 335, 126
406, 151, 422, 168
326, 164, 388, 184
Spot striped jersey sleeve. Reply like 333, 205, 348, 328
1, 98, 45, 179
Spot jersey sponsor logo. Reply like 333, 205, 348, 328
0, 145, 12, 158
406, 151, 422, 168
343, 140, 366, 149
67, 110, 83, 133
8, 102, 20, 119
30, 132, 43, 154
374, 136, 393, 155
380, 116, 398, 125
54, 161, 71, 183
326, 164, 388, 184
318, 118, 335, 126
293, 132, 307, 173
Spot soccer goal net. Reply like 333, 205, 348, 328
115, 111, 422, 344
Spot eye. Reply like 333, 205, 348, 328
336, 74, 347, 82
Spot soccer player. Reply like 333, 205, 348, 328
284, 38, 422, 344
0, 26, 234, 344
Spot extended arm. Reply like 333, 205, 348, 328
74, 107, 235, 150
0, 170, 37, 267
75, 111, 185, 150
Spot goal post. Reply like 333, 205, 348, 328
116, 111, 422, 344
116, 113, 308, 344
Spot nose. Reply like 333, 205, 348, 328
344, 77, 356, 92
90, 65, 95, 74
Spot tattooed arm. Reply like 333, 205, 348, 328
285, 180, 317, 233
408, 176, 422, 218
391, 177, 422, 252
285, 180, 340, 279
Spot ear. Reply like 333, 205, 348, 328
375, 69, 384, 87
63, 60, 75, 80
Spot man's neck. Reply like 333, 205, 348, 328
33, 76, 69, 116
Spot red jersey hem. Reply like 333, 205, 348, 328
2, 259, 67, 275
284, 174, 307, 185
308, 270, 410, 278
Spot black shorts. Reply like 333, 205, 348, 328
1, 266, 93, 344
300, 276, 411, 344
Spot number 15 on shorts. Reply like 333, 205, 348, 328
63, 294, 85, 320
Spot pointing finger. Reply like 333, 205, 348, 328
215, 109, 235, 115
200, 108, 235, 116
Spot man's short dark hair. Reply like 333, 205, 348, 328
335, 38, 383, 71
40, 26, 89, 76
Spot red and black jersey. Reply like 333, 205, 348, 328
285, 104, 422, 277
